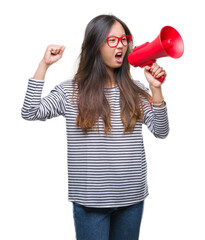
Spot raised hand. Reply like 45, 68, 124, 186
33, 45, 66, 80
43, 45, 66, 67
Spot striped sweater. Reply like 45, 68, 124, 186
21, 78, 169, 208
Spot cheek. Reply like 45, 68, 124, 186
102, 52, 113, 65
100, 46, 113, 64
123, 47, 128, 56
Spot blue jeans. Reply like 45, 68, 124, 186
72, 201, 144, 240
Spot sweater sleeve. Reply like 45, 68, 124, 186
21, 79, 67, 121
133, 80, 169, 139
143, 101, 169, 139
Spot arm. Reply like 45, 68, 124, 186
33, 44, 66, 80
21, 79, 67, 121
21, 45, 66, 121
143, 63, 169, 138
144, 63, 166, 107
143, 100, 169, 139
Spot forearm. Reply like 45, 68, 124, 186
150, 85, 165, 108
33, 60, 49, 80
144, 96, 169, 139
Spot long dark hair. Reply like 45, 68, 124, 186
73, 14, 151, 135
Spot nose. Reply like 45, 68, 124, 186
117, 40, 123, 48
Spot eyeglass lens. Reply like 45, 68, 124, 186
108, 36, 131, 47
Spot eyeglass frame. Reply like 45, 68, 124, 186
106, 35, 132, 48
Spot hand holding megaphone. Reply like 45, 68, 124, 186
128, 26, 184, 83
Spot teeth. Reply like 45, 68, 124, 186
116, 53, 122, 56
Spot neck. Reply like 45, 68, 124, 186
104, 67, 117, 88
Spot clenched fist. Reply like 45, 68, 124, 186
33, 45, 66, 80
144, 63, 167, 88
42, 45, 66, 66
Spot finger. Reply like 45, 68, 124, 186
54, 48, 60, 54
59, 46, 66, 55
53, 46, 65, 59
50, 48, 56, 54
154, 68, 163, 77
150, 62, 159, 70
50, 46, 62, 55
156, 71, 166, 79
144, 66, 151, 71
150, 64, 160, 75
151, 62, 158, 68
60, 45, 66, 51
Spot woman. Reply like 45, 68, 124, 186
22, 14, 169, 240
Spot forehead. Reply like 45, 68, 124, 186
108, 21, 126, 37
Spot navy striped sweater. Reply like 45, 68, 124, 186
21, 78, 169, 208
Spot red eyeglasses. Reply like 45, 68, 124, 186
106, 35, 132, 48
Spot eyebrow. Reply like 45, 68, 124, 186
108, 34, 126, 37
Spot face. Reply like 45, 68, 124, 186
100, 21, 128, 73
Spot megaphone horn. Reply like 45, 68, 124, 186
128, 26, 184, 82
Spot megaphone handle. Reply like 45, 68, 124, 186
147, 63, 165, 83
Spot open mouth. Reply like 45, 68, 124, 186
115, 52, 123, 63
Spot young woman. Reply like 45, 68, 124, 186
22, 14, 169, 240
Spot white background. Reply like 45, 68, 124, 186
0, 0, 204, 239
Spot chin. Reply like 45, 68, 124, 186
113, 62, 123, 68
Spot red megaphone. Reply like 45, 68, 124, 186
128, 26, 184, 82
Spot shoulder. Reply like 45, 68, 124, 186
59, 79, 74, 90
133, 79, 150, 93
57, 79, 75, 98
